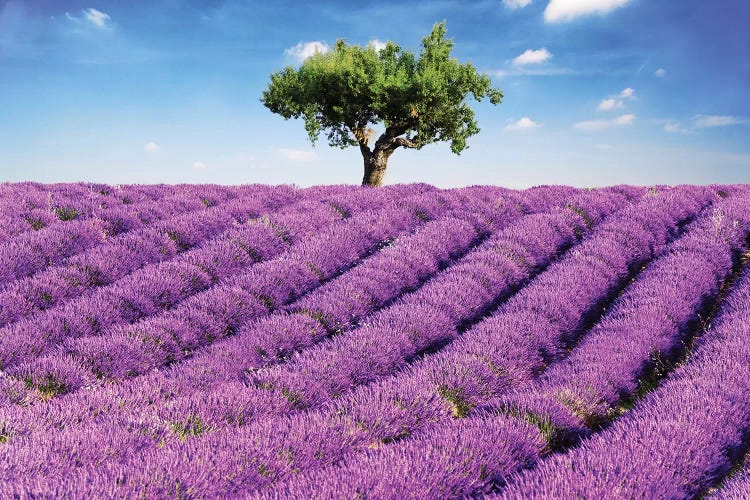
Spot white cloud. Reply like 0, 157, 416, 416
693, 115, 747, 128
65, 8, 112, 29
503, 0, 533, 9
368, 39, 387, 52
575, 113, 635, 131
596, 88, 633, 111
144, 142, 160, 153
279, 148, 317, 162
614, 114, 635, 125
663, 116, 746, 134
664, 122, 691, 134
512, 48, 552, 66
597, 98, 624, 111
654, 68, 666, 78
544, 0, 631, 23
83, 8, 110, 28
285, 41, 329, 63
504, 117, 542, 131
192, 161, 206, 170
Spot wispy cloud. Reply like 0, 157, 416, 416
503, 0, 533, 10
597, 98, 624, 111
544, 0, 632, 23
654, 68, 666, 78
192, 161, 206, 169
575, 113, 635, 131
285, 41, 329, 63
66, 8, 112, 29
504, 117, 542, 131
664, 115, 747, 134
636, 58, 650, 75
693, 115, 747, 128
144, 142, 160, 153
664, 122, 692, 134
279, 148, 317, 162
619, 87, 635, 99
512, 48, 552, 66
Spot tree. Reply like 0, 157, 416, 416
261, 22, 503, 187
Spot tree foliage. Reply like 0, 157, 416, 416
261, 21, 502, 184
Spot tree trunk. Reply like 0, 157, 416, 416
362, 149, 391, 187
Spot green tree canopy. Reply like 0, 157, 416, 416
261, 21, 502, 186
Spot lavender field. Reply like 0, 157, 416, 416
2, 181, 750, 498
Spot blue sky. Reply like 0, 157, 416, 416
0, 0, 748, 187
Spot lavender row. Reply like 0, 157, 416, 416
72, 189, 572, 421
0, 183, 301, 265
0, 196, 298, 367
0, 188, 196, 287
0, 186, 418, 374
0, 184, 251, 289
0, 185, 527, 412
0, 192, 474, 483
712, 467, 750, 499
0, 181, 176, 206
15, 193, 500, 401
0, 182, 174, 242
496, 206, 750, 498
496, 196, 750, 441
24, 189, 637, 495
245, 200, 609, 416
0, 187, 303, 326
300, 194, 748, 499
0, 182, 434, 330
83, 213, 486, 382
256, 186, 718, 497
147, 196, 606, 437
0, 187, 575, 484
0, 184, 243, 271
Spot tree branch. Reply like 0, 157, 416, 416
358, 142, 373, 161
391, 137, 419, 149
372, 125, 404, 151
349, 125, 373, 160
